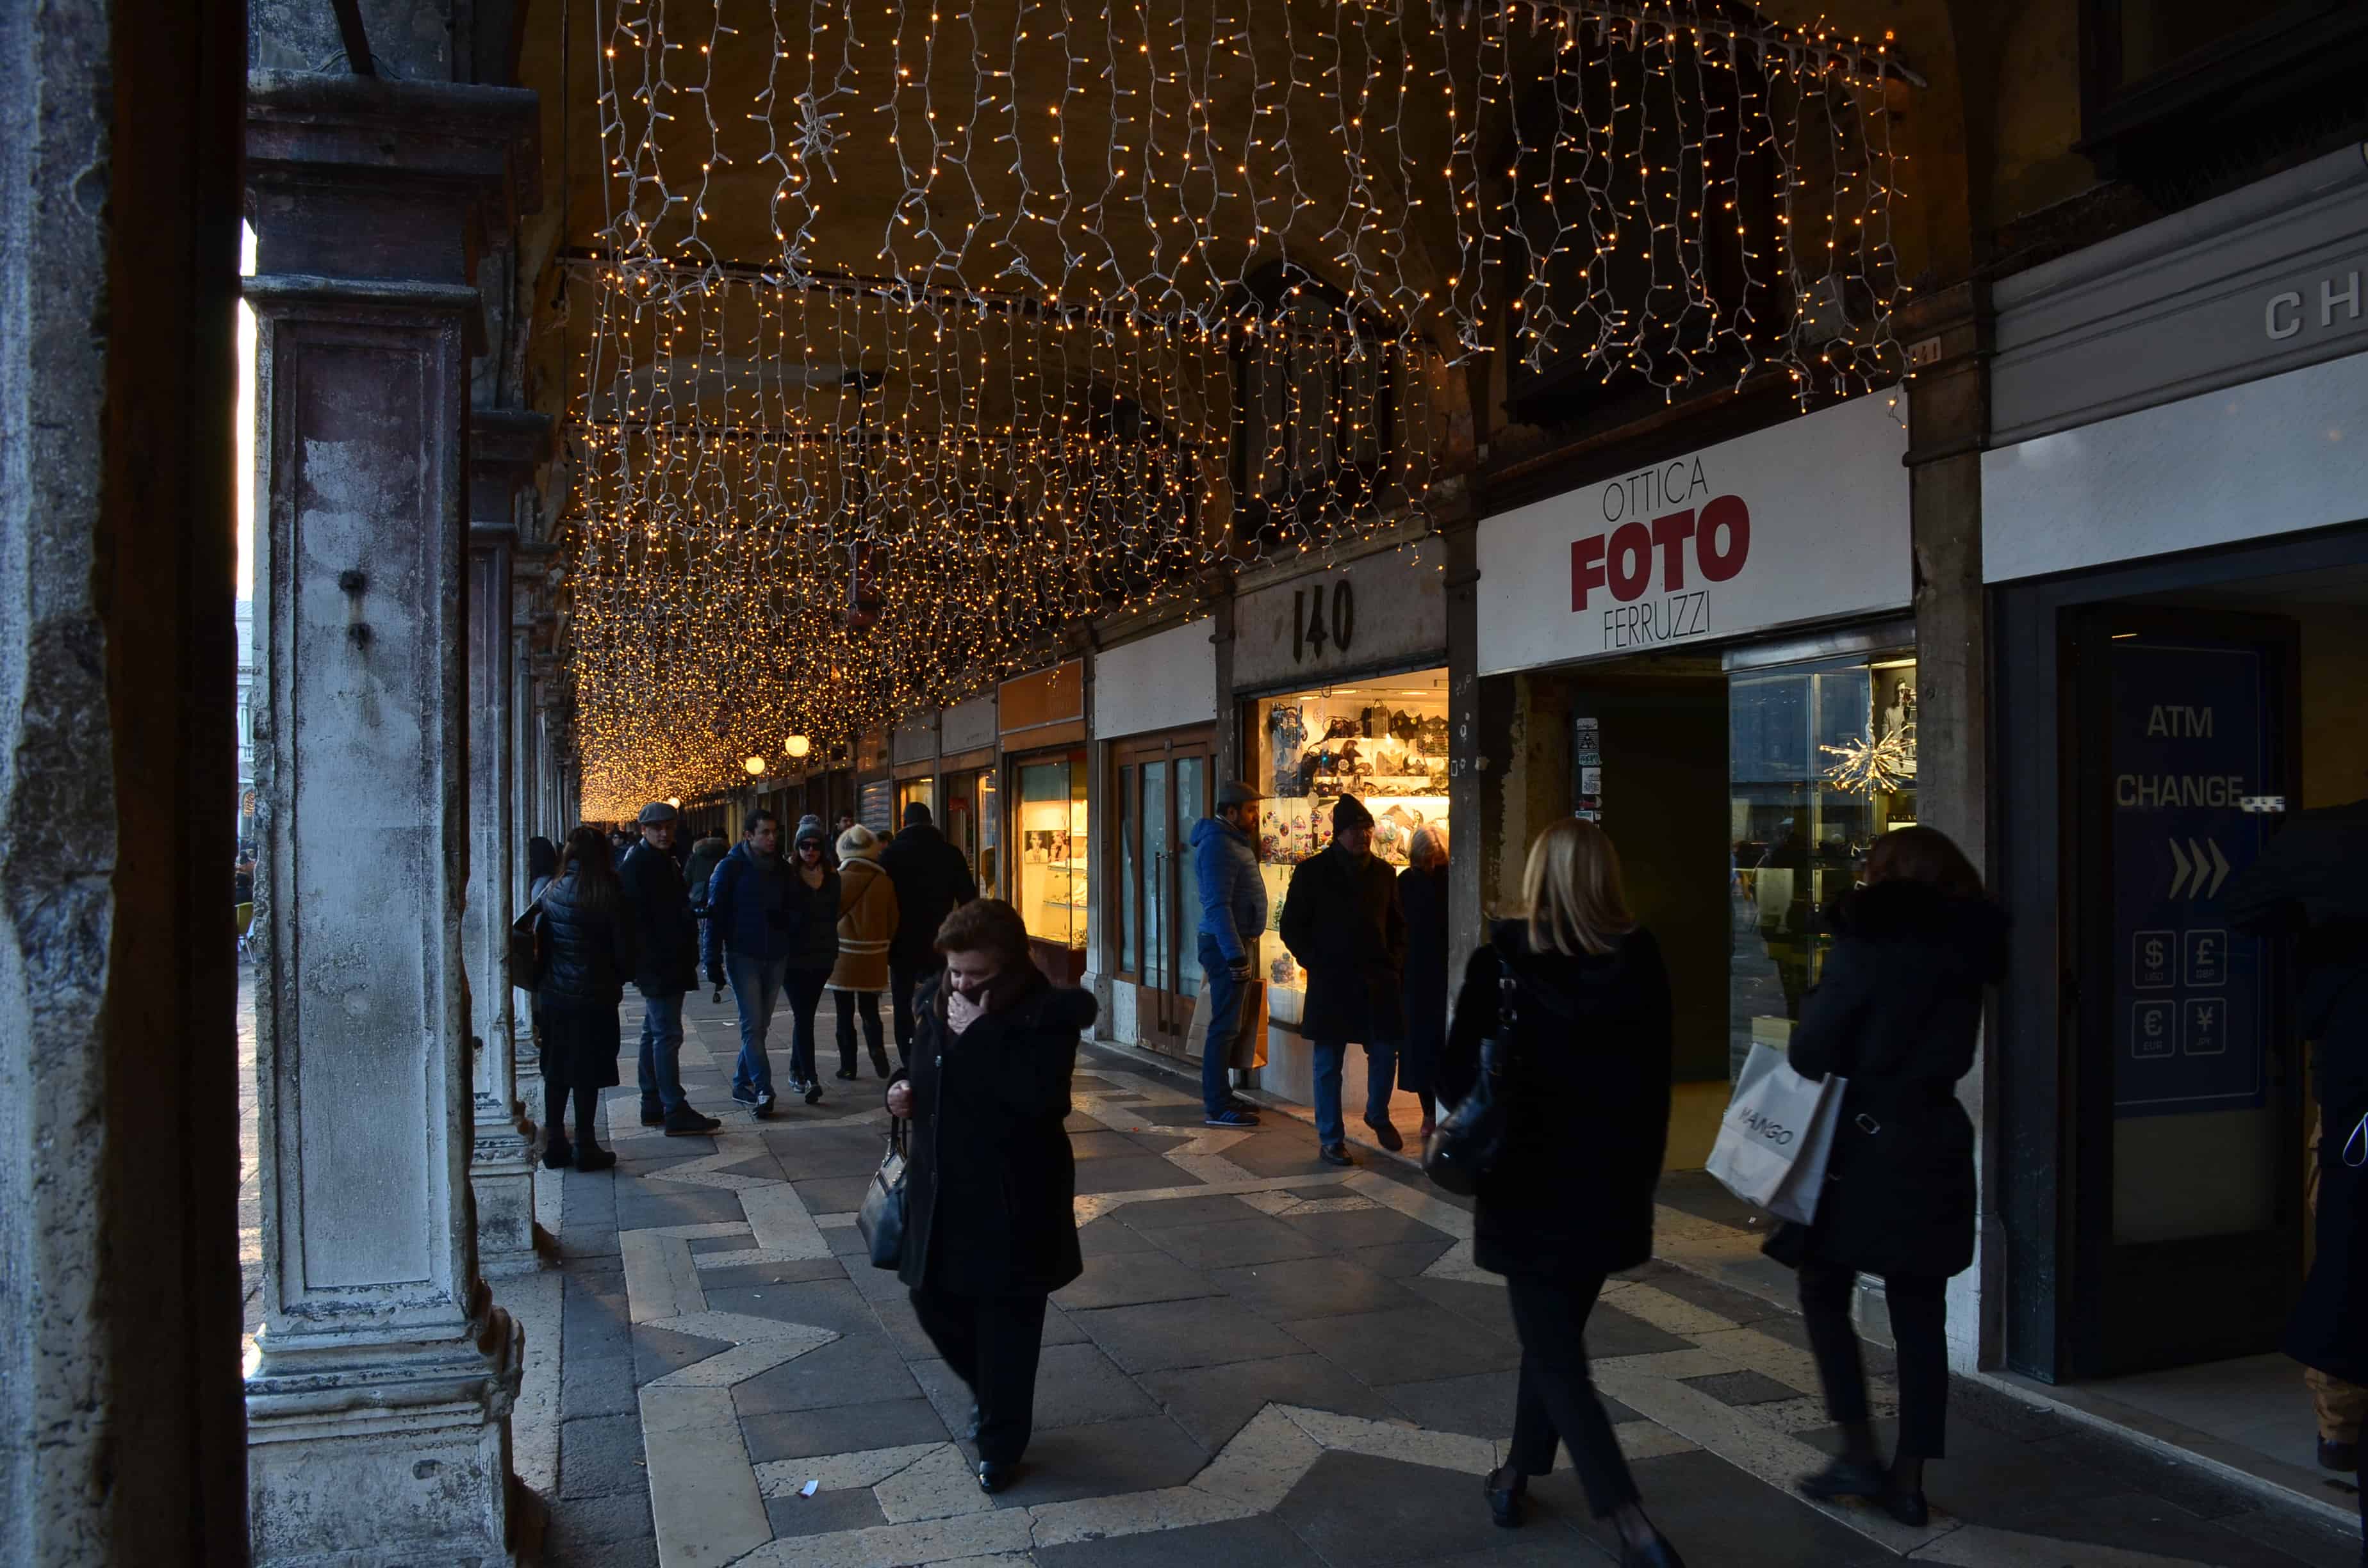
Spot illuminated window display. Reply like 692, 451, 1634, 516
1014, 748, 1089, 959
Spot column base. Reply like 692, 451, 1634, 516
472, 1104, 541, 1277
247, 1307, 525, 1567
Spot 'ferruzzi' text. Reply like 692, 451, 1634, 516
1604, 592, 1709, 649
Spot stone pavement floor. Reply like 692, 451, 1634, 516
497, 989, 2358, 1566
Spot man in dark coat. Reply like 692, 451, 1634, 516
618, 802, 721, 1136
2226, 797, 2368, 1480
880, 801, 979, 1066
1279, 795, 1406, 1166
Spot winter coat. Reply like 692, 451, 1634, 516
703, 842, 802, 970
618, 839, 698, 997
684, 837, 730, 913
534, 869, 641, 1009
2225, 798, 2368, 1384
1397, 863, 1452, 1094
1190, 816, 1267, 963
828, 854, 900, 992
1781, 880, 2005, 1282
1439, 922, 1672, 1277
1279, 844, 1406, 1041
879, 822, 980, 969
783, 865, 843, 974
892, 967, 1098, 1296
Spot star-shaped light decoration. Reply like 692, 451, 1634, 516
1821, 725, 1916, 796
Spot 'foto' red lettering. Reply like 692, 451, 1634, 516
1568, 493, 1751, 610
1570, 535, 1607, 610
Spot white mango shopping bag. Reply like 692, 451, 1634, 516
1706, 1041, 1846, 1225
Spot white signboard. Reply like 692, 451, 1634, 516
1091, 618, 1216, 739
1475, 395, 1911, 676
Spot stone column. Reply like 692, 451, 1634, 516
243, 70, 537, 1567
464, 410, 550, 1274
509, 578, 548, 1100
1437, 482, 1485, 977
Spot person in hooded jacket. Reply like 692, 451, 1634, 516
1773, 825, 2005, 1531
777, 815, 843, 1103
1190, 781, 1268, 1128
880, 801, 980, 1066
885, 899, 1098, 1496
1438, 817, 1684, 1568
535, 826, 640, 1172
828, 822, 900, 1080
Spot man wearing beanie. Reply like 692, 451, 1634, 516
1280, 795, 1408, 1166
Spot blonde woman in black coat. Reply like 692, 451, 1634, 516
1779, 825, 2003, 1529
1438, 818, 1684, 1568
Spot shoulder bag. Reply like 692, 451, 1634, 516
856, 1115, 909, 1270
508, 901, 544, 989
1422, 947, 1518, 1197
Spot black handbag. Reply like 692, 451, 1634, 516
1422, 949, 1518, 1197
508, 902, 543, 988
856, 1116, 909, 1270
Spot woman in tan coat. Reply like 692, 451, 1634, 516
830, 824, 901, 1078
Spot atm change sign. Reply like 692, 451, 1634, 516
2109, 639, 2274, 1118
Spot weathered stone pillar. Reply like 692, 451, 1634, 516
1438, 482, 1485, 977
509, 581, 548, 1100
465, 410, 550, 1274
243, 70, 537, 1566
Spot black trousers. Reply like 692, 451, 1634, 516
908, 1287, 1049, 1465
891, 964, 922, 1068
834, 988, 887, 1073
1800, 1259, 1950, 1459
1504, 1271, 1641, 1517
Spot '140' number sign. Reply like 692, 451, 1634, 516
1292, 580, 1356, 664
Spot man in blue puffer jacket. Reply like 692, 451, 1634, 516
1190, 781, 1269, 1127
703, 810, 796, 1118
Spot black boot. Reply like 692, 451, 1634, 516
1483, 1467, 1524, 1528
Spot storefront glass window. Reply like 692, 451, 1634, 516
896, 778, 934, 824
1015, 749, 1089, 951
1728, 651, 1918, 1075
1249, 669, 1451, 1005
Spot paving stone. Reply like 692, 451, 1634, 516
1054, 1250, 1223, 1311
541, 1489, 653, 1552
694, 1255, 853, 1291
792, 1175, 873, 1213
985, 1413, 1213, 1506
1401, 1276, 1520, 1339
632, 1322, 733, 1385
614, 1185, 754, 1231
687, 1233, 755, 1255
733, 1331, 921, 1417
1682, 1369, 1802, 1407
1349, 1238, 1461, 1277
1146, 1214, 1333, 1271
559, 1351, 640, 1421
1071, 1296, 1309, 1375
1040, 1303, 1089, 1346
1285, 1303, 1521, 1385
1139, 1353, 1402, 1451
1033, 1511, 1333, 1567
739, 1395, 953, 1464
1118, 1131, 1193, 1157
557, 1226, 625, 1261
703, 1277, 878, 1337
1620, 1259, 1789, 1327
1117, 1193, 1267, 1230
826, 1220, 872, 1257
546, 1527, 658, 1568
1073, 1155, 1208, 1196
1220, 1136, 1351, 1179
1276, 1204, 1455, 1251
762, 1486, 889, 1537
1586, 1302, 1697, 1360
563, 1277, 635, 1362
1275, 1449, 1543, 1564
762, 1125, 896, 1178
1026, 1342, 1162, 1430
1622, 1448, 1898, 1567
557, 1413, 648, 1499
1652, 1170, 1766, 1234
1065, 1131, 1146, 1160
1129, 1102, 1221, 1128
1077, 1217, 1162, 1256
1378, 1370, 1528, 1439
1208, 1255, 1422, 1322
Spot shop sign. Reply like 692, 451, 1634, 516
2107, 638, 2274, 1118
891, 713, 937, 765
942, 694, 997, 753
1476, 395, 1909, 675
1233, 537, 1447, 690
1000, 658, 1084, 736
1093, 619, 1215, 739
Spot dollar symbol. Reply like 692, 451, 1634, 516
2144, 938, 2164, 968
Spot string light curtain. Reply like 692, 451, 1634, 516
564, 0, 1905, 814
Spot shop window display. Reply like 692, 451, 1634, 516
1015, 751, 1089, 954
1251, 671, 1450, 999
1727, 651, 1916, 1074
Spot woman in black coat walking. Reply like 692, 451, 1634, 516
885, 898, 1097, 1495
1778, 825, 2004, 1528
535, 826, 640, 1173
1438, 818, 1684, 1568
1397, 824, 1452, 1143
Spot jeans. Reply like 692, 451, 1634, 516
891, 963, 923, 1068
1197, 935, 1247, 1116
784, 967, 830, 1086
1800, 1259, 1950, 1458
636, 990, 689, 1116
834, 988, 887, 1074
1504, 1270, 1641, 1517
727, 953, 789, 1098
1308, 1036, 1399, 1148
909, 1287, 1050, 1466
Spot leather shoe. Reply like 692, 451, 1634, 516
1798, 1456, 1887, 1504
1364, 1116, 1404, 1152
1882, 1487, 1929, 1528
663, 1106, 722, 1136
1318, 1143, 1354, 1167
1483, 1466, 1524, 1528
639, 1102, 665, 1127
976, 1460, 1016, 1494
575, 1146, 617, 1173
2320, 1437, 2358, 1473
542, 1141, 574, 1170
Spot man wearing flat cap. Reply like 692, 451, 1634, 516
1191, 781, 1269, 1128
620, 801, 721, 1135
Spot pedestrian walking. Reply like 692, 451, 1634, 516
704, 810, 795, 1118
618, 801, 722, 1136
828, 822, 900, 1081
2226, 794, 2368, 1524
527, 834, 559, 906
1190, 780, 1268, 1129
534, 826, 640, 1173
777, 816, 843, 1104
880, 801, 980, 1067
1773, 825, 2004, 1530
884, 899, 1098, 1495
1279, 795, 1406, 1166
1438, 817, 1683, 1567
1397, 824, 1452, 1143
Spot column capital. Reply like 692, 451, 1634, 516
468, 408, 552, 542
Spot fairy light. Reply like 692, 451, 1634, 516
563, 0, 1906, 815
